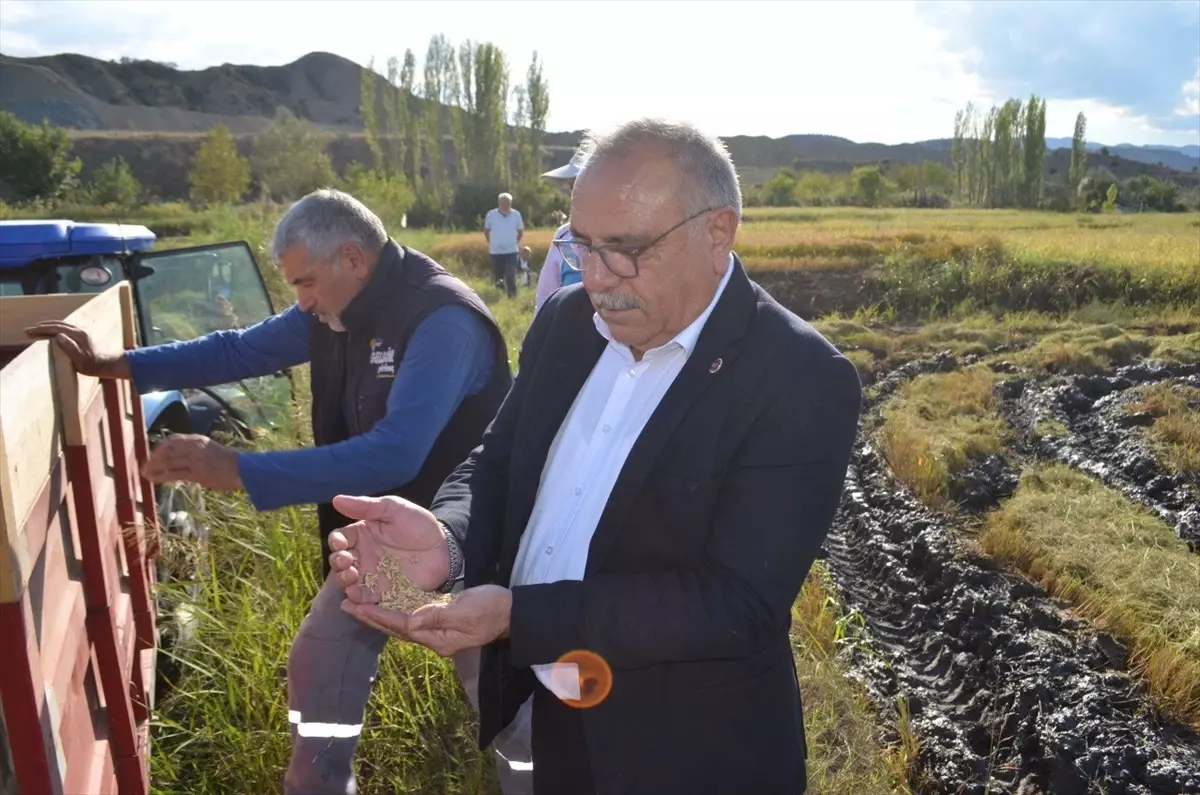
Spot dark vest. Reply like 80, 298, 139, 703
307, 240, 512, 573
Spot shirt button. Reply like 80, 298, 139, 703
573, 486, 583, 496
602, 424, 611, 434
545, 546, 554, 555
627, 368, 637, 378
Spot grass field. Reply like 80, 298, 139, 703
24, 199, 1189, 793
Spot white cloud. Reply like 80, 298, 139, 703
1177, 60, 1200, 118
0, 0, 37, 24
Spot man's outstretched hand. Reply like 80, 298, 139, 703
347, 585, 512, 657
328, 494, 451, 599
24, 321, 130, 379
145, 434, 243, 492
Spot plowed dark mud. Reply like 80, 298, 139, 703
998, 362, 1200, 550
825, 444, 1200, 794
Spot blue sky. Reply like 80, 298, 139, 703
1, 0, 1197, 147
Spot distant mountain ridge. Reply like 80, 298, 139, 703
1, 50, 1196, 199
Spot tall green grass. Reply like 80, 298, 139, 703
149, 492, 500, 795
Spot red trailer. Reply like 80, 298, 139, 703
0, 283, 159, 795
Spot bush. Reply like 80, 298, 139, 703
83, 156, 142, 207
191, 124, 252, 206
0, 112, 82, 202
340, 163, 415, 230
1120, 175, 1183, 213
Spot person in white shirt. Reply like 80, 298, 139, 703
483, 193, 524, 298
327, 119, 863, 795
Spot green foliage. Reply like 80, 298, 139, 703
251, 108, 336, 201
469, 43, 510, 185
1069, 112, 1088, 190
851, 165, 890, 207
190, 124, 251, 206
0, 111, 82, 202
1121, 175, 1183, 212
1078, 167, 1118, 213
360, 57, 383, 171
381, 56, 406, 179
340, 163, 416, 224
762, 168, 799, 206
84, 155, 141, 207
525, 52, 550, 176
1103, 183, 1119, 213
795, 170, 836, 203
399, 50, 421, 186
951, 95, 1046, 209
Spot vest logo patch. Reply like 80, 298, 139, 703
369, 337, 397, 378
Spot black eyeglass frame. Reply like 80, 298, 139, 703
552, 205, 724, 278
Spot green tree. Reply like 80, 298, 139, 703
1102, 182, 1118, 213
922, 161, 956, 197
400, 50, 421, 186
851, 165, 889, 207
1069, 112, 1088, 191
360, 57, 383, 170
511, 84, 533, 187
526, 52, 550, 177
470, 43, 510, 185
341, 162, 415, 221
441, 46, 467, 182
795, 170, 834, 203
762, 168, 798, 206
380, 57, 406, 180
1122, 174, 1181, 212
86, 156, 141, 206
422, 36, 453, 195
951, 108, 966, 201
1022, 95, 1047, 207
251, 108, 335, 201
0, 112, 82, 202
190, 124, 251, 205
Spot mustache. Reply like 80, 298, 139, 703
589, 290, 642, 311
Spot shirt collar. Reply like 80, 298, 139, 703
593, 253, 735, 359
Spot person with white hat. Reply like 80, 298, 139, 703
534, 151, 587, 313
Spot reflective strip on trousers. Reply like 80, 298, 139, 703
289, 710, 363, 739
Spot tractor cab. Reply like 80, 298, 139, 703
0, 220, 295, 440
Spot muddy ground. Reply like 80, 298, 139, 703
998, 361, 1200, 551
820, 356, 1200, 795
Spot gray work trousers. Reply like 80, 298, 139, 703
284, 575, 534, 795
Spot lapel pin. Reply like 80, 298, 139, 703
709, 358, 723, 374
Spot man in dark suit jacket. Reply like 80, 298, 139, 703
325, 119, 863, 794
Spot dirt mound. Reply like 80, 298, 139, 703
826, 443, 1200, 794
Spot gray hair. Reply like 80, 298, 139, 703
575, 118, 743, 220
271, 189, 389, 263
498, 192, 513, 202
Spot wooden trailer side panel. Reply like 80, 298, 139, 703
0, 283, 155, 795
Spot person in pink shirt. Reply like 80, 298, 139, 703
535, 152, 587, 314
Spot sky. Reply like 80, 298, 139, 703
1, 0, 1197, 147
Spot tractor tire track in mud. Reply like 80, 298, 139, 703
998, 362, 1200, 550
824, 443, 1200, 795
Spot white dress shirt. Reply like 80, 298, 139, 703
510, 256, 734, 699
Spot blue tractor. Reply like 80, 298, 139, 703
0, 220, 295, 595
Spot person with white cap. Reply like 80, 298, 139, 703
534, 151, 587, 313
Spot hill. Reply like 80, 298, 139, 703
1042, 137, 1199, 172
0, 51, 367, 133
2, 50, 1197, 199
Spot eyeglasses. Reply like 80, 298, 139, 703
552, 206, 721, 279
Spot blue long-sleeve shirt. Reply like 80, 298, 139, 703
127, 302, 495, 511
